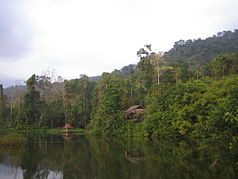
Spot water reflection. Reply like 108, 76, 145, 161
0, 134, 237, 179
0, 164, 23, 179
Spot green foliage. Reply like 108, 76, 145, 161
3, 30, 238, 143
144, 75, 238, 140
136, 56, 157, 90
207, 53, 238, 79
164, 30, 238, 68
64, 75, 95, 128
90, 72, 125, 135
45, 95, 65, 128
134, 56, 157, 104
20, 75, 46, 127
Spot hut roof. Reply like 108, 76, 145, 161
135, 109, 145, 113
63, 124, 73, 129
124, 105, 144, 116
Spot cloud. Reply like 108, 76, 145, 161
0, 0, 33, 59
1, 0, 238, 88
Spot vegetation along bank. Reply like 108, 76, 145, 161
1, 30, 238, 143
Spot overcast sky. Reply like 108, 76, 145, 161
0, 0, 238, 87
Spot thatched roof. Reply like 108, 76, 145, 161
124, 105, 144, 116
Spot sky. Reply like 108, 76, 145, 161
0, 0, 238, 87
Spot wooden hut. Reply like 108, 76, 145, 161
124, 105, 145, 121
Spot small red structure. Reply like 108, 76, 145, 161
63, 124, 73, 129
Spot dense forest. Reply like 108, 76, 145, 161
1, 30, 238, 141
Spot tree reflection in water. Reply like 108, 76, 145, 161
0, 134, 237, 179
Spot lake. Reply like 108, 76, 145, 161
0, 134, 237, 179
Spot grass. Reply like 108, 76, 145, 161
0, 127, 93, 137
0, 133, 27, 147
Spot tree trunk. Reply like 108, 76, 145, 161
157, 69, 160, 84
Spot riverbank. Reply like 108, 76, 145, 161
0, 127, 92, 135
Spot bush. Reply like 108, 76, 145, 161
144, 75, 238, 140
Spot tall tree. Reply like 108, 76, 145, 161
64, 75, 95, 128
20, 75, 45, 126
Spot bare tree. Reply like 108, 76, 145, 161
5, 84, 25, 115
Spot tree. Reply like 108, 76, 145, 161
5, 85, 25, 115
63, 75, 95, 128
208, 53, 238, 79
163, 30, 238, 73
20, 75, 46, 127
90, 72, 124, 134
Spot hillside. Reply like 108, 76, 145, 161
163, 30, 238, 68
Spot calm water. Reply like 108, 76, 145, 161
0, 134, 237, 179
